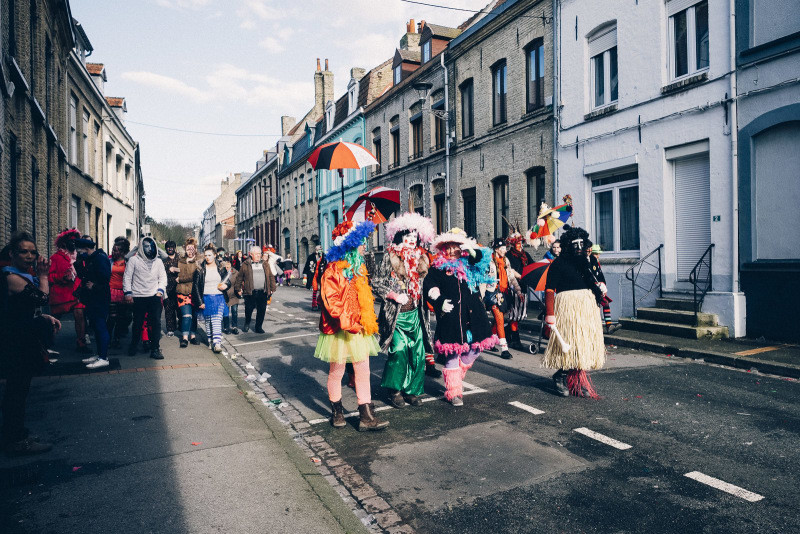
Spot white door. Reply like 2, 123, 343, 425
674, 154, 711, 281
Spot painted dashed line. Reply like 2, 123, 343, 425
573, 427, 633, 450
232, 333, 319, 347
684, 471, 764, 502
508, 401, 545, 415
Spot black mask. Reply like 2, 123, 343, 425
571, 238, 584, 254
142, 240, 157, 260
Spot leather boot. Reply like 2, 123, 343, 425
357, 403, 389, 431
330, 400, 346, 428
552, 369, 569, 397
509, 329, 523, 350
388, 390, 405, 409
402, 393, 422, 406
425, 363, 442, 378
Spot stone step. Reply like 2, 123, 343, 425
637, 307, 718, 326
619, 317, 728, 340
655, 297, 696, 312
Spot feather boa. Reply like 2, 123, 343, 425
326, 221, 376, 262
389, 244, 422, 302
432, 247, 496, 292
353, 264, 378, 336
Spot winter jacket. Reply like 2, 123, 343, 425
164, 254, 180, 293
123, 237, 168, 298
74, 249, 112, 310
176, 256, 199, 296
191, 260, 231, 307
223, 267, 241, 306
234, 258, 276, 297
303, 253, 321, 289
48, 249, 79, 315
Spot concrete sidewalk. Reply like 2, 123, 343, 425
0, 320, 369, 534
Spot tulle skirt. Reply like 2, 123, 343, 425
314, 330, 380, 364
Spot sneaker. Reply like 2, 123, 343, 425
212, 343, 222, 353
189, 337, 200, 345
82, 356, 99, 364
451, 396, 464, 407
230, 327, 239, 334
166, 331, 175, 337
500, 350, 513, 360
150, 349, 164, 360
179, 338, 188, 348
86, 358, 110, 370
254, 327, 265, 334
242, 325, 250, 333
4, 437, 53, 456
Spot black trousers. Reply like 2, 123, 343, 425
1, 371, 33, 444
243, 291, 268, 330
164, 289, 179, 333
130, 295, 163, 350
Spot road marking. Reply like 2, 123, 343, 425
232, 333, 318, 346
274, 310, 285, 314
509, 401, 545, 415
573, 427, 632, 450
286, 314, 294, 317
684, 471, 764, 502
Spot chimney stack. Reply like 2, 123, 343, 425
314, 59, 334, 117
407, 19, 415, 33
325, 58, 329, 71
316, 58, 321, 71
400, 19, 422, 50
350, 67, 366, 81
281, 115, 296, 136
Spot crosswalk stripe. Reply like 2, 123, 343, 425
684, 471, 764, 502
573, 427, 632, 450
509, 401, 545, 415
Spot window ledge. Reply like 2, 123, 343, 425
598, 256, 640, 265
584, 103, 618, 122
521, 104, 553, 121
488, 121, 508, 134
661, 71, 708, 95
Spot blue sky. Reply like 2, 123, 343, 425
71, 0, 489, 224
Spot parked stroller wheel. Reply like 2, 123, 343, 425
529, 343, 538, 354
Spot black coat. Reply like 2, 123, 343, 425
303, 253, 320, 289
423, 252, 493, 350
191, 261, 231, 307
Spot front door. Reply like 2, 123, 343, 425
674, 154, 711, 281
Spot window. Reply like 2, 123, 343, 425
294, 179, 298, 206
372, 132, 382, 170
348, 79, 358, 114
82, 110, 90, 172
591, 170, 639, 253
390, 123, 400, 167
460, 79, 474, 138
410, 115, 423, 159
422, 40, 431, 63
462, 187, 477, 239
69, 95, 78, 164
432, 92, 446, 150
589, 25, 618, 109
394, 65, 402, 85
409, 185, 424, 215
300, 175, 305, 203
9, 135, 18, 232
492, 60, 507, 125
70, 196, 79, 228
93, 122, 101, 178
493, 177, 509, 239
526, 169, 546, 227
31, 157, 38, 239
434, 192, 445, 233
326, 102, 334, 130
669, 0, 709, 79
525, 39, 545, 111
84, 203, 92, 236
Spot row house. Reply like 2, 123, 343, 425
317, 61, 392, 250
1, 0, 75, 254
68, 18, 141, 251
235, 149, 279, 250
733, 0, 800, 341
200, 172, 243, 251
556, 0, 742, 335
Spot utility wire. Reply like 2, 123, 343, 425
398, 0, 548, 19
125, 119, 283, 138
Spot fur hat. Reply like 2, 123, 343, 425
55, 228, 81, 249
385, 212, 435, 245
432, 227, 477, 251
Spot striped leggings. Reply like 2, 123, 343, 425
202, 294, 225, 345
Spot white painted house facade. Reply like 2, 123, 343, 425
556, 0, 745, 336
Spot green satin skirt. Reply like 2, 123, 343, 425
381, 309, 426, 396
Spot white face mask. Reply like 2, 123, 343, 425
402, 232, 418, 248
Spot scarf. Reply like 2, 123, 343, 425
508, 247, 531, 267
493, 254, 509, 292
389, 244, 422, 302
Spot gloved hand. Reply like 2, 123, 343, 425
599, 282, 608, 296
459, 243, 476, 257
442, 299, 454, 313
388, 291, 409, 305
428, 287, 441, 301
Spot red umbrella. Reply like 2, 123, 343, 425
521, 259, 553, 292
308, 141, 379, 211
345, 187, 400, 224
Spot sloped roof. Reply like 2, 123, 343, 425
358, 57, 392, 109
422, 23, 461, 40
106, 96, 125, 108
458, 0, 507, 30
396, 48, 421, 63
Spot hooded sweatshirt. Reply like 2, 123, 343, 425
123, 237, 168, 298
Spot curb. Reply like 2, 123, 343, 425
604, 334, 800, 379
211, 342, 375, 534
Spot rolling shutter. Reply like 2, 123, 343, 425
674, 154, 711, 281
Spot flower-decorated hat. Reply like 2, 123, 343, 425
384, 212, 435, 245
326, 219, 376, 262
431, 227, 478, 252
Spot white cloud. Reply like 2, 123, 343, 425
258, 36, 285, 54
121, 71, 213, 103
236, 0, 286, 27
155, 0, 213, 10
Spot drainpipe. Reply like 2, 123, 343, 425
441, 52, 451, 229
729, 0, 739, 297
552, 0, 560, 205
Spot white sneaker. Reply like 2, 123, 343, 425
82, 356, 99, 364
451, 396, 464, 407
212, 343, 222, 353
86, 358, 110, 369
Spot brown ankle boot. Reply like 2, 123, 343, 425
357, 403, 389, 432
330, 400, 346, 428
388, 390, 405, 409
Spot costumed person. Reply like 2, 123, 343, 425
314, 220, 388, 431
486, 238, 525, 359
303, 245, 324, 310
542, 226, 605, 398
373, 213, 435, 409
108, 237, 132, 348
505, 230, 532, 350
49, 229, 89, 353
589, 244, 620, 334
123, 236, 167, 360
177, 238, 200, 347
423, 228, 498, 407
163, 240, 180, 337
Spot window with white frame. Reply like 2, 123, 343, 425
326, 101, 334, 130
82, 110, 90, 172
668, 0, 709, 79
300, 174, 305, 203
393, 65, 402, 85
422, 40, 431, 63
588, 24, 618, 109
591, 170, 640, 254
348, 78, 359, 114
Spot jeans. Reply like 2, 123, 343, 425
131, 296, 163, 351
243, 290, 268, 330
229, 304, 238, 328
180, 303, 197, 338
86, 305, 110, 360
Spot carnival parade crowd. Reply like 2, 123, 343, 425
0, 198, 620, 453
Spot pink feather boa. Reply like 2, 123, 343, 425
435, 335, 499, 356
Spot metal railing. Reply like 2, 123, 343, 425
624, 244, 663, 318
688, 243, 714, 325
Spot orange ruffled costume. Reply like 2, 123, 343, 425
314, 260, 380, 364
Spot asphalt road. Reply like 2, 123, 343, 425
229, 285, 800, 534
